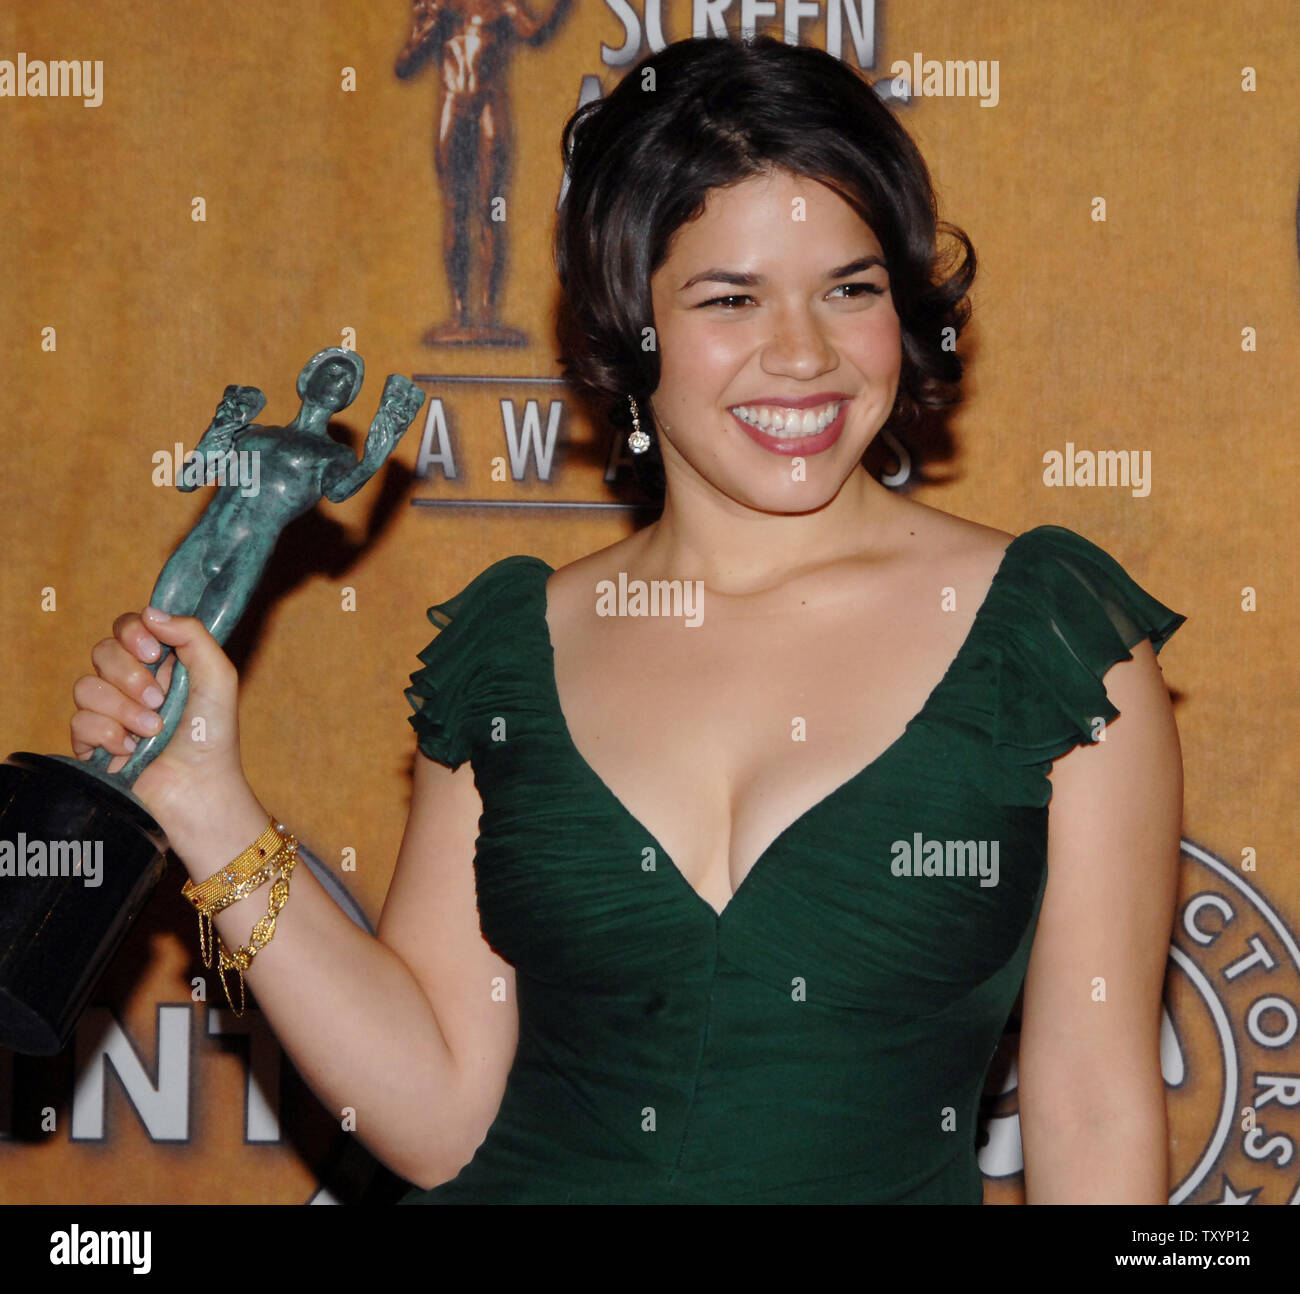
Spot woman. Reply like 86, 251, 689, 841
70, 35, 1184, 1204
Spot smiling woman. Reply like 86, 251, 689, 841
71, 33, 1186, 1207
554, 34, 974, 500
645, 171, 903, 497
396, 35, 1182, 1204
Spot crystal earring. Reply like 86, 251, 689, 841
627, 395, 651, 454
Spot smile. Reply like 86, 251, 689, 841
730, 400, 844, 437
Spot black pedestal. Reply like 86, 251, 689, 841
0, 752, 168, 1055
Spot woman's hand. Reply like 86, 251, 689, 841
70, 607, 255, 850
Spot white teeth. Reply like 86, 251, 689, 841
732, 401, 843, 437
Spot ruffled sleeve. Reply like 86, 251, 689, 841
988, 525, 1185, 774
405, 556, 548, 770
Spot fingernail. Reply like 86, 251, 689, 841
144, 606, 171, 622
142, 712, 162, 733
124, 735, 138, 751
143, 685, 165, 707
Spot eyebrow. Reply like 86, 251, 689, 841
678, 255, 887, 292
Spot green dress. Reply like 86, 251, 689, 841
397, 524, 1184, 1204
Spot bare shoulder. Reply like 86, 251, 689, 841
544, 532, 649, 627
888, 501, 1016, 591
904, 502, 1014, 556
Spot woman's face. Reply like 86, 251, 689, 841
648, 169, 902, 513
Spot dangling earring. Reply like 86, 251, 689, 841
627, 394, 651, 454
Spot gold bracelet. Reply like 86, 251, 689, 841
180, 817, 298, 1012
214, 840, 298, 1017
181, 817, 290, 915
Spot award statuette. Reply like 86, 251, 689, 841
0, 348, 425, 1055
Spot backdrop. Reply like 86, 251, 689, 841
0, 0, 1296, 1205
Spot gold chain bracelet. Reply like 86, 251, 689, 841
181, 817, 299, 1017
214, 840, 298, 1017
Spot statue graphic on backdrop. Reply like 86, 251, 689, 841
89, 348, 425, 783
395, 0, 572, 346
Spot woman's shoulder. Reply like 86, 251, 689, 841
934, 512, 1188, 685
896, 501, 1014, 556
416, 554, 553, 645
542, 532, 651, 631
890, 504, 1157, 596
881, 506, 1184, 657
898, 510, 1185, 787
433, 552, 552, 607
882, 501, 1015, 599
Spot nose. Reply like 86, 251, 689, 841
760, 304, 836, 378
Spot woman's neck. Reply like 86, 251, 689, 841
634, 466, 909, 595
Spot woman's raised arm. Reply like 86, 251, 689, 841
70, 606, 517, 1190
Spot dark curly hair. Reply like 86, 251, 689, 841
553, 33, 975, 494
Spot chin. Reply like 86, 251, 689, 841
725, 472, 849, 516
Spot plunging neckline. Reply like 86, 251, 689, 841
536, 531, 1030, 922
